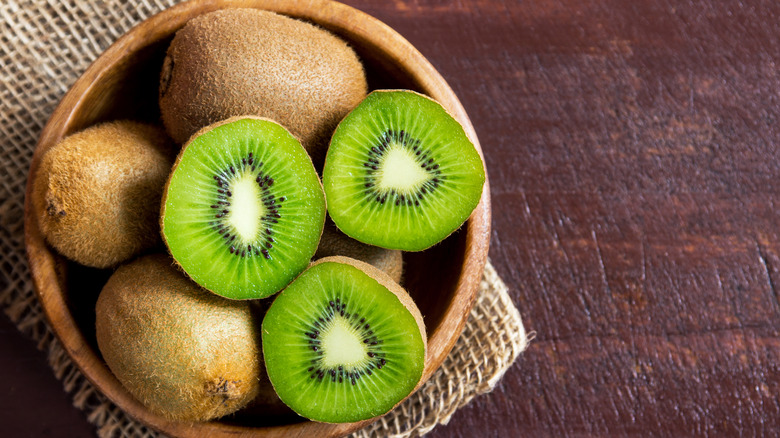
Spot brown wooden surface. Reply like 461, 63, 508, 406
5, 0, 780, 436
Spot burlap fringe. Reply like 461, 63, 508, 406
0, 1, 530, 436
1, 258, 528, 438
352, 262, 532, 438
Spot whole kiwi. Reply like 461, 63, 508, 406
159, 8, 368, 168
314, 220, 404, 283
95, 254, 263, 422
31, 121, 174, 268
231, 303, 301, 426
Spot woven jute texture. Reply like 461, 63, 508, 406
0, 1, 530, 437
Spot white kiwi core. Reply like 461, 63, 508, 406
377, 144, 430, 192
227, 172, 265, 241
320, 315, 368, 368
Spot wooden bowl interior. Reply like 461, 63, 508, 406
26, 1, 489, 436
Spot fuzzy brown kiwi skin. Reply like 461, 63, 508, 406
95, 254, 263, 422
159, 8, 367, 169
232, 347, 302, 422
32, 120, 174, 269
159, 115, 326, 291
314, 220, 404, 284
226, 300, 301, 424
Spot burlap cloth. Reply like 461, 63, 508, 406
0, 1, 531, 437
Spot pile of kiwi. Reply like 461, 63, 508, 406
31, 8, 484, 426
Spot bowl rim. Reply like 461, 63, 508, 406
23, 0, 491, 436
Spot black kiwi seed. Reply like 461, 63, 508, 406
300, 296, 388, 385
358, 129, 447, 207
208, 153, 284, 259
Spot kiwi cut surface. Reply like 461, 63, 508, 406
95, 254, 262, 422
262, 256, 426, 423
323, 90, 485, 251
159, 8, 367, 168
161, 116, 326, 300
31, 120, 173, 268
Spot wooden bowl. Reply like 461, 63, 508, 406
23, 0, 491, 436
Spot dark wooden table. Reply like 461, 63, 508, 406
4, 0, 780, 436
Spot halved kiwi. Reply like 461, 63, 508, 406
161, 116, 326, 300
323, 90, 485, 251
262, 256, 426, 423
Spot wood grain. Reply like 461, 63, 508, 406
7, 0, 780, 437
344, 0, 779, 436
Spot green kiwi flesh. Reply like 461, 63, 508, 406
323, 90, 485, 251
95, 254, 262, 422
161, 116, 326, 300
262, 256, 426, 423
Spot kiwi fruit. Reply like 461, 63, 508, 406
95, 254, 262, 422
218, 300, 301, 426
323, 90, 486, 251
232, 373, 301, 426
314, 220, 403, 283
31, 120, 173, 268
262, 256, 426, 423
159, 8, 368, 168
160, 116, 326, 300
